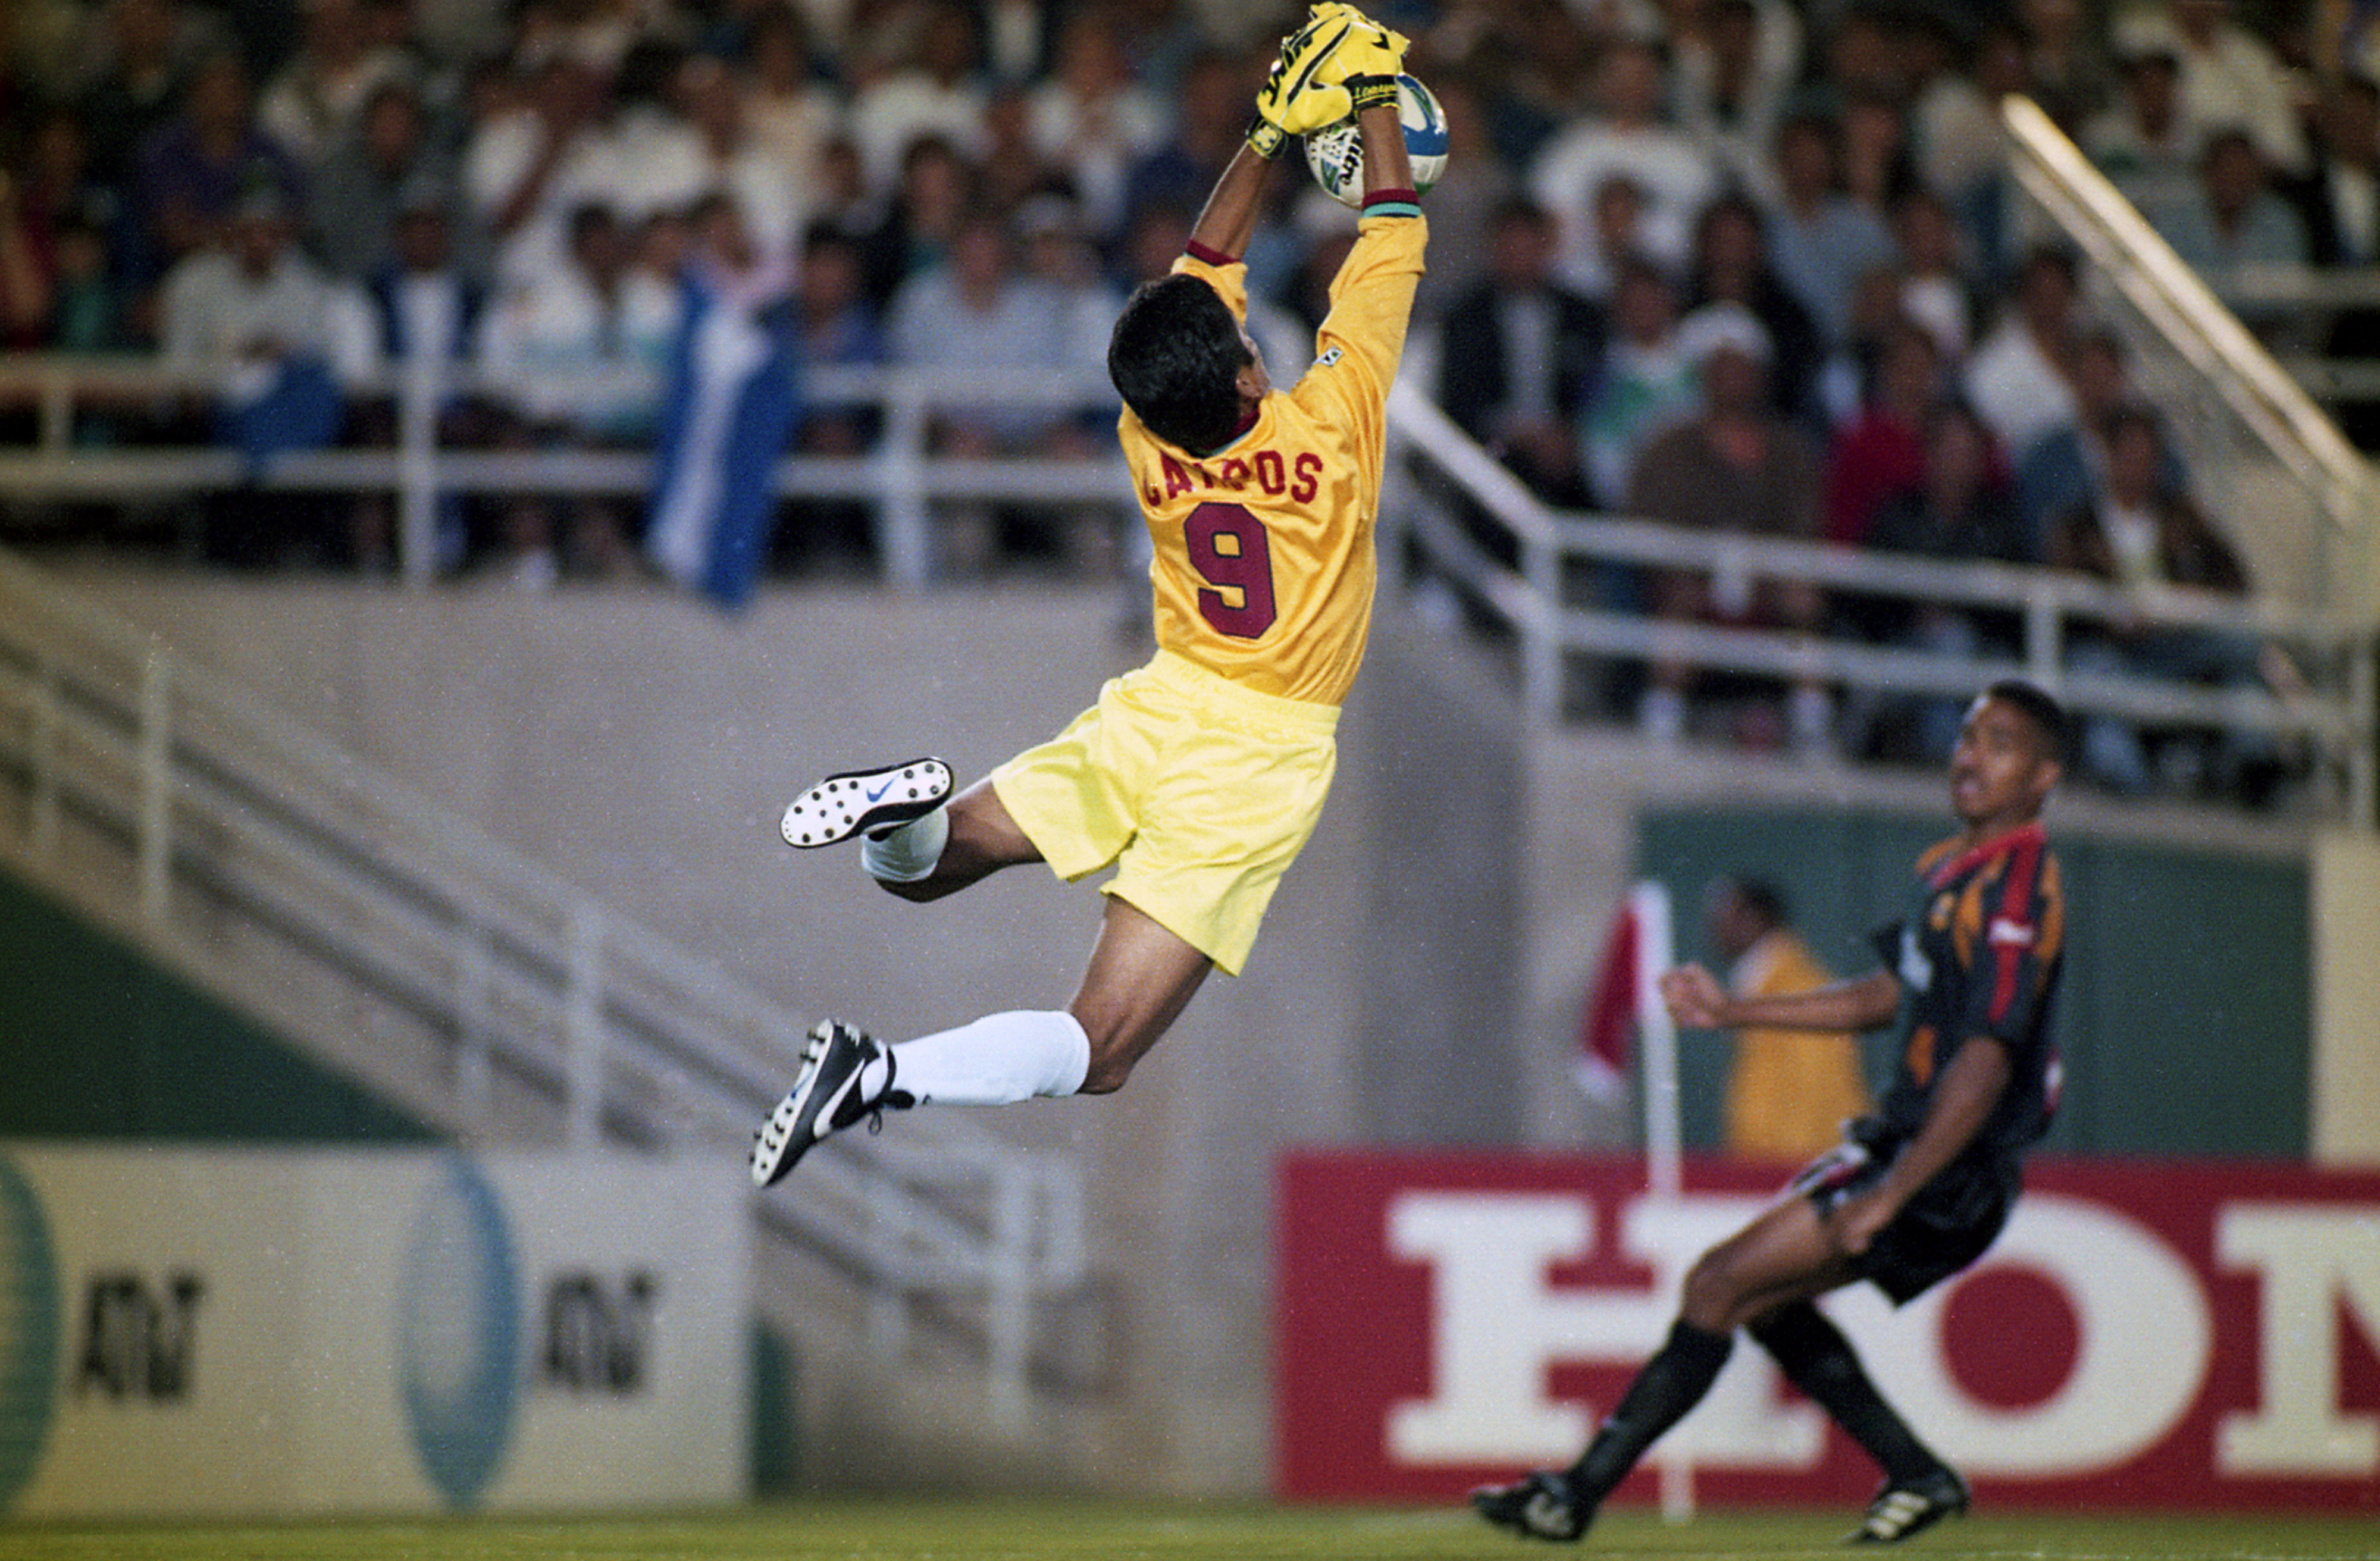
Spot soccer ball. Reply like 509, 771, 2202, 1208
1303, 74, 1450, 209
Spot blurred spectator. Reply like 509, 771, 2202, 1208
1799, 3, 1909, 112
74, 0, 220, 192
1532, 36, 1720, 286
850, 0, 988, 193
2118, 0, 2307, 176
1671, 0, 1802, 192
0, 171, 47, 349
1017, 191, 1126, 571
1028, 7, 1166, 242
478, 200, 682, 419
256, 0, 412, 167
978, 82, 1065, 218
739, 5, 844, 211
1838, 87, 1915, 216
2160, 126, 2309, 334
644, 187, 802, 606
1565, 172, 1648, 304
158, 183, 352, 559
1682, 191, 1822, 425
1018, 193, 1121, 386
2019, 0, 2116, 136
1699, 874, 1869, 1162
1822, 315, 1942, 548
1121, 48, 1245, 243
476, 199, 681, 585
306, 76, 466, 282
1815, 260, 1909, 428
1626, 304, 1827, 751
1579, 255, 1696, 510
887, 205, 1092, 572
781, 223, 888, 573
4, 110, 130, 344
793, 224, 886, 452
1964, 243, 2081, 463
464, 51, 622, 294
1405, 71, 1516, 322
1889, 185, 1974, 361
2294, 75, 2380, 447
2294, 73, 2380, 265
134, 48, 306, 286
862, 132, 978, 311
982, 0, 1054, 83
45, 204, 134, 355
1855, 401, 2031, 759
342, 175, 492, 571
2049, 402, 2288, 796
2014, 325, 2186, 553
1912, 16, 2030, 274
625, 52, 804, 267
804, 134, 884, 250
1438, 196, 1606, 508
1763, 111, 1898, 352
2085, 32, 2199, 231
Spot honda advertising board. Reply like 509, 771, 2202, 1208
1277, 1154, 2380, 1512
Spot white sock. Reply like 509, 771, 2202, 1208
859, 807, 950, 883
859, 1010, 1091, 1107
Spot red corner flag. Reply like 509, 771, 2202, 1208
1575, 900, 1640, 1102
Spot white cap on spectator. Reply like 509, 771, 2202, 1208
1676, 302, 1772, 366
2111, 11, 2185, 65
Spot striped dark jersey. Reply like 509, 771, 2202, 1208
1868, 820, 2066, 1158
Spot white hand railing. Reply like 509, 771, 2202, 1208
0, 543, 1088, 1425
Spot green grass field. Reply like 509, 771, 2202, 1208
1, 1502, 2374, 1561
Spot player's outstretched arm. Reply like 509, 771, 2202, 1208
1661, 966, 1901, 1033
1186, 142, 1272, 263
1194, 5, 1361, 259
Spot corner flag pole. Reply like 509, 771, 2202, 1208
1628, 879, 1695, 1523
1631, 880, 1681, 1202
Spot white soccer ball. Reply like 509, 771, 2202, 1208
1303, 74, 1451, 210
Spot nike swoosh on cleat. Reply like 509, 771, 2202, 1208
865, 778, 896, 801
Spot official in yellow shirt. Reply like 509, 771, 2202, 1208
1708, 877, 1872, 1161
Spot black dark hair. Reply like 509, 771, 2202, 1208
1983, 679, 2071, 763
1107, 272, 1251, 454
1731, 876, 1788, 929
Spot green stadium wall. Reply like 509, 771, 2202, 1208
1639, 807, 2310, 1159
0, 868, 435, 1145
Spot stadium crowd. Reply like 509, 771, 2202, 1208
0, 0, 2353, 795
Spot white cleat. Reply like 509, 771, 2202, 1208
779, 758, 953, 849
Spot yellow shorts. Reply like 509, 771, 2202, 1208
990, 650, 1339, 976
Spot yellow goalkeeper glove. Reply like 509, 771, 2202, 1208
1248, 5, 1358, 158
1313, 6, 1411, 114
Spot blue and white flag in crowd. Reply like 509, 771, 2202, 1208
644, 275, 801, 610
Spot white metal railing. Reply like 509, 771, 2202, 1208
0, 356, 1133, 591
1380, 383, 2379, 823
0, 543, 1085, 1424
2001, 95, 2379, 546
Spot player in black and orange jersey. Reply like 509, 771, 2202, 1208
750, 5, 1424, 1186
1474, 680, 2069, 1547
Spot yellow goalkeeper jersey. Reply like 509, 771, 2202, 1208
1117, 210, 1426, 707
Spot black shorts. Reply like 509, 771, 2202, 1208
1788, 1120, 2018, 1305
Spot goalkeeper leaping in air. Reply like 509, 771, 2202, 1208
749, 4, 1427, 1186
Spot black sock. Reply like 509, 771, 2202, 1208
1567, 1319, 1734, 1503
1750, 1300, 1944, 1487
